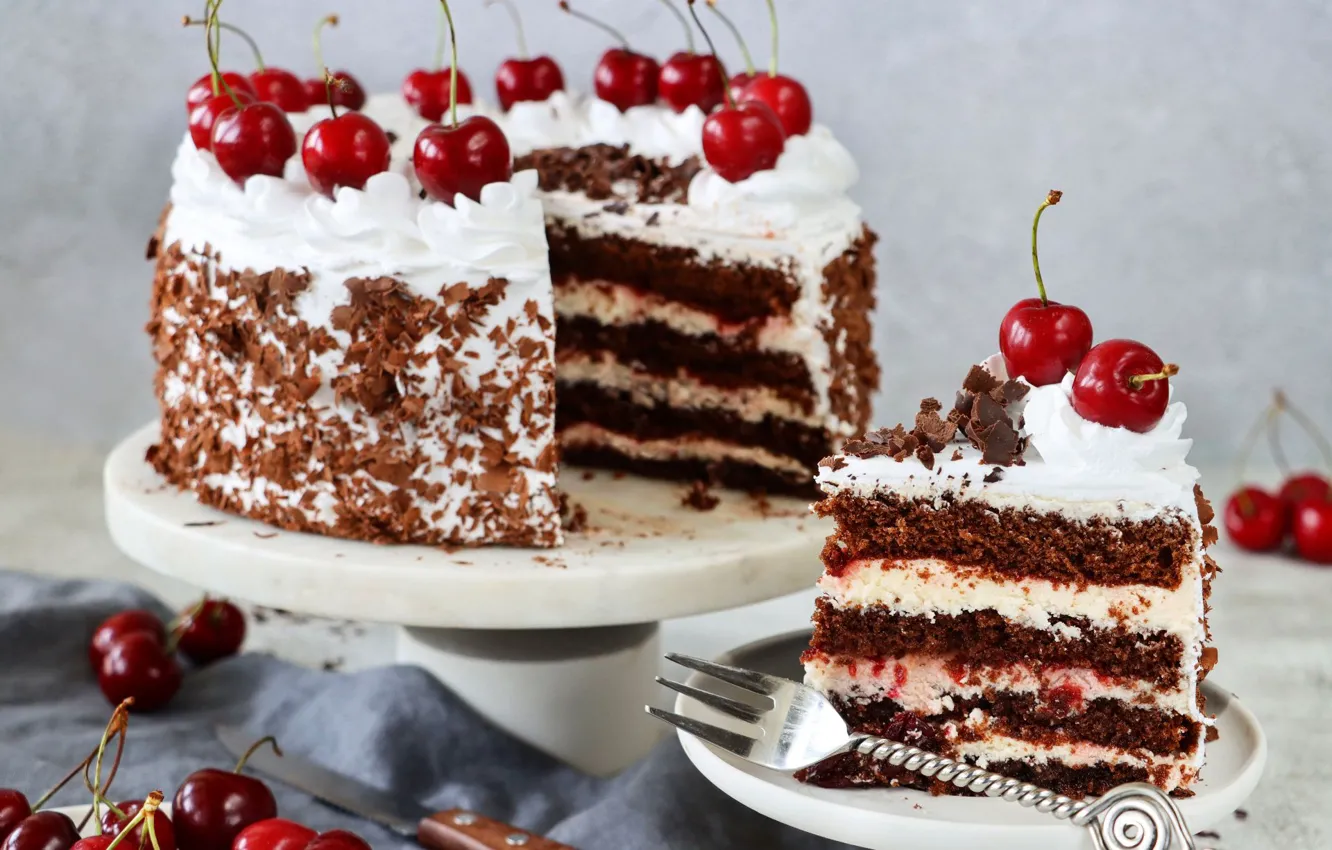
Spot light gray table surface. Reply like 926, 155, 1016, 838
1, 426, 1327, 849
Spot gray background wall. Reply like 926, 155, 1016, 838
1, 0, 1329, 464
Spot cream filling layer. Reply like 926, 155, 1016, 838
819, 558, 1205, 641
944, 734, 1200, 791
554, 278, 822, 358
556, 354, 824, 428
803, 653, 1195, 716
558, 422, 809, 475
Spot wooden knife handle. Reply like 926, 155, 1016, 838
417, 810, 576, 850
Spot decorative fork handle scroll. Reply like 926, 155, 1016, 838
853, 736, 1202, 850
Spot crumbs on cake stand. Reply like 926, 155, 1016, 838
681, 480, 720, 511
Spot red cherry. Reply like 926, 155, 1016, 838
999, 191, 1094, 386
68, 839, 113, 850
1, 812, 80, 850
211, 102, 298, 185
738, 73, 813, 137
89, 610, 166, 671
233, 819, 317, 850
594, 48, 659, 112
304, 71, 365, 111
250, 68, 309, 113
98, 632, 182, 712
188, 90, 257, 151
1070, 339, 1177, 433
702, 100, 786, 183
414, 116, 513, 206
0, 792, 31, 842
301, 113, 392, 198
304, 831, 372, 850
1280, 472, 1331, 508
496, 57, 565, 111
1293, 500, 1332, 564
999, 297, 1094, 387
728, 71, 758, 101
102, 801, 176, 850
186, 72, 256, 113
173, 768, 277, 850
658, 52, 727, 113
1224, 487, 1288, 552
402, 69, 473, 122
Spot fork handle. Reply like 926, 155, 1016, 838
853, 737, 1201, 850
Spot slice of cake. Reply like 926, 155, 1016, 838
147, 96, 563, 547
799, 357, 1218, 797
508, 95, 878, 496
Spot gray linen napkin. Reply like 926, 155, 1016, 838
0, 571, 850, 849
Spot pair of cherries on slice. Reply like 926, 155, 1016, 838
998, 191, 1177, 433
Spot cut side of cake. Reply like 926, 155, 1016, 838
799, 362, 1219, 798
509, 96, 878, 496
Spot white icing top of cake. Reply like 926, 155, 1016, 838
817, 358, 1201, 520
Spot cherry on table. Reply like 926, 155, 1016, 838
233, 819, 317, 850
1224, 487, 1288, 552
702, 100, 785, 183
0, 791, 30, 842
1069, 339, 1177, 433
176, 598, 247, 665
173, 770, 276, 850
414, 116, 513, 206
738, 74, 812, 137
304, 831, 372, 850
102, 799, 177, 850
403, 69, 472, 122
186, 71, 256, 113
89, 610, 166, 672
998, 191, 1094, 386
98, 631, 182, 712
1293, 500, 1332, 564
211, 102, 298, 185
1, 812, 80, 850
1280, 472, 1331, 508
302, 110, 392, 198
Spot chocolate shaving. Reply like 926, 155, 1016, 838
842, 397, 961, 468
645, 211, 661, 226
983, 467, 1004, 483
819, 455, 848, 471
146, 234, 160, 260
950, 365, 1030, 466
514, 144, 702, 204
603, 201, 629, 215
385, 130, 398, 145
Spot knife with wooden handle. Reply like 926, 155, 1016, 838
216, 726, 576, 850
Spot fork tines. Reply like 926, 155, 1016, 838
644, 706, 758, 757
663, 652, 785, 695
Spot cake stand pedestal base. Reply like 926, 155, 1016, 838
105, 422, 825, 775
397, 623, 661, 775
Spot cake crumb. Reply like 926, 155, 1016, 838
559, 491, 590, 532
254, 531, 279, 539
983, 467, 1004, 483
1196, 831, 1220, 840
184, 520, 223, 527
682, 480, 720, 511
581, 470, 596, 481
950, 448, 963, 461
1234, 809, 1248, 820
321, 658, 344, 672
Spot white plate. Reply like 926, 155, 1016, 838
675, 629, 1267, 850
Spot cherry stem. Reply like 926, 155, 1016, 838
763, 0, 779, 76
435, 0, 460, 127
101, 793, 163, 850
167, 596, 209, 654
686, 0, 731, 107
204, 0, 244, 108
31, 740, 105, 813
312, 14, 338, 80
234, 736, 282, 774
706, 1, 754, 76
1031, 189, 1062, 306
486, 0, 528, 60
183, 17, 265, 71
323, 68, 346, 118
1273, 389, 1332, 474
558, 2, 629, 49
1127, 363, 1179, 390
1233, 397, 1283, 488
73, 700, 132, 826
659, 0, 696, 53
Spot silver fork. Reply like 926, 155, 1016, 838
648, 652, 1204, 850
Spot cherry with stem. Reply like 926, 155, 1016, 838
172, 738, 281, 850
1069, 339, 1178, 433
187, 1, 256, 150
559, 1, 659, 112
302, 69, 392, 198
413, 0, 512, 206
731, 0, 813, 136
1268, 390, 1332, 506
403, 3, 473, 121
657, 0, 726, 113
489, 0, 564, 111
687, 0, 785, 183
183, 17, 308, 113
305, 16, 366, 111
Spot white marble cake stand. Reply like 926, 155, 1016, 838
103, 422, 827, 776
